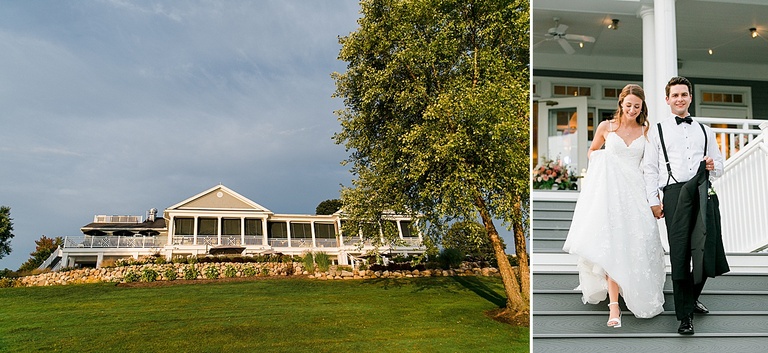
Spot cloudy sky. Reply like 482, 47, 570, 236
0, 0, 514, 270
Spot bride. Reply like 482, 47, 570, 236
562, 84, 666, 328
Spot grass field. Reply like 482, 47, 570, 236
0, 276, 528, 352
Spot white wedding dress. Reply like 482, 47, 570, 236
562, 132, 666, 318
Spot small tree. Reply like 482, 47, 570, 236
316, 199, 343, 215
443, 220, 499, 263
0, 206, 14, 260
18, 235, 64, 272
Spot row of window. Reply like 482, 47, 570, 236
173, 217, 415, 239
540, 83, 745, 106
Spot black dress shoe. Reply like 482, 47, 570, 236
693, 300, 709, 314
678, 315, 694, 335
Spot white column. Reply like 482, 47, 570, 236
286, 221, 292, 247
217, 216, 222, 246
96, 253, 104, 268
310, 221, 317, 248
654, 0, 678, 121
639, 5, 659, 123
240, 217, 245, 245
261, 218, 268, 246
167, 216, 174, 245
193, 216, 199, 245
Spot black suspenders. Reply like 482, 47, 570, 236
657, 121, 708, 187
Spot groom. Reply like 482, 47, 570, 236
643, 76, 725, 335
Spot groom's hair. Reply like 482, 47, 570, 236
665, 76, 692, 97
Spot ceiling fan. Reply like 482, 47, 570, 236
541, 17, 595, 55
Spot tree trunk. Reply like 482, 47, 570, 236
511, 195, 530, 301
475, 196, 527, 312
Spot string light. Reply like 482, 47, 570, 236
750, 28, 758, 38
708, 48, 713, 55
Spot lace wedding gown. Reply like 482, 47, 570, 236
562, 132, 666, 318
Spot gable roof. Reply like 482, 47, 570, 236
166, 185, 272, 213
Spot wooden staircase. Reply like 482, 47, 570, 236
531, 192, 768, 352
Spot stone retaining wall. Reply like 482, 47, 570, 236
13, 262, 501, 287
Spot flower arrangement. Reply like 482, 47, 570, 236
533, 158, 576, 190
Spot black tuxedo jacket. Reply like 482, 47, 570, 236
668, 161, 730, 283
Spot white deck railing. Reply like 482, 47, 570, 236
63, 235, 161, 248
710, 122, 768, 252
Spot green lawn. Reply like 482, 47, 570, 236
0, 276, 528, 352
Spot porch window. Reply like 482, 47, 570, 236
198, 218, 218, 236
174, 218, 194, 236
291, 223, 312, 238
553, 84, 591, 97
399, 221, 414, 238
314, 223, 336, 238
245, 218, 263, 236
222, 218, 241, 236
702, 91, 744, 105
268, 221, 287, 237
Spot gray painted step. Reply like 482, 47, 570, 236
532, 335, 768, 353
534, 272, 768, 292
533, 291, 768, 312
533, 311, 768, 334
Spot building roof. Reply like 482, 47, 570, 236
165, 184, 273, 214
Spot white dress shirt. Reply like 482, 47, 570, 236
643, 115, 724, 207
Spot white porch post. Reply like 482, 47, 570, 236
310, 221, 317, 248
241, 217, 246, 245
639, 5, 658, 123
193, 216, 199, 245
217, 216, 222, 246
96, 253, 104, 268
337, 218, 344, 246
654, 0, 678, 122
167, 216, 174, 245
261, 218, 268, 246
286, 221, 292, 247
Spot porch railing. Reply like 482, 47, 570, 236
63, 235, 161, 248
695, 118, 766, 159
712, 123, 768, 252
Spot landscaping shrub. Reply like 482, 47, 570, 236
154, 256, 167, 265
439, 248, 464, 269
141, 268, 158, 282
164, 268, 177, 281
260, 268, 270, 277
224, 265, 237, 278
186, 256, 198, 264
280, 255, 293, 263
302, 252, 315, 273
0, 277, 18, 288
183, 266, 199, 280
124, 271, 140, 283
243, 267, 257, 277
204, 266, 219, 279
315, 252, 331, 272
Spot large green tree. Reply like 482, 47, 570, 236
18, 235, 64, 273
333, 0, 529, 322
0, 206, 14, 260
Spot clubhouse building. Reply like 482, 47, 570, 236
41, 185, 422, 269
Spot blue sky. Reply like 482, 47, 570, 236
0, 0, 514, 270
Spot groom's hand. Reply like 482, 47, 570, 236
651, 205, 664, 219
704, 156, 715, 171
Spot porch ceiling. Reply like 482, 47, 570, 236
533, 0, 768, 67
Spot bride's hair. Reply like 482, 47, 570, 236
612, 84, 649, 134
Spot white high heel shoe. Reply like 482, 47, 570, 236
607, 302, 622, 328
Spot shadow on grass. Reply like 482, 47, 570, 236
450, 276, 506, 308
361, 276, 506, 308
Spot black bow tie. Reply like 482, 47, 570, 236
676, 116, 693, 125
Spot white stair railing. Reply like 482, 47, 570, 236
709, 121, 768, 252
37, 246, 63, 270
